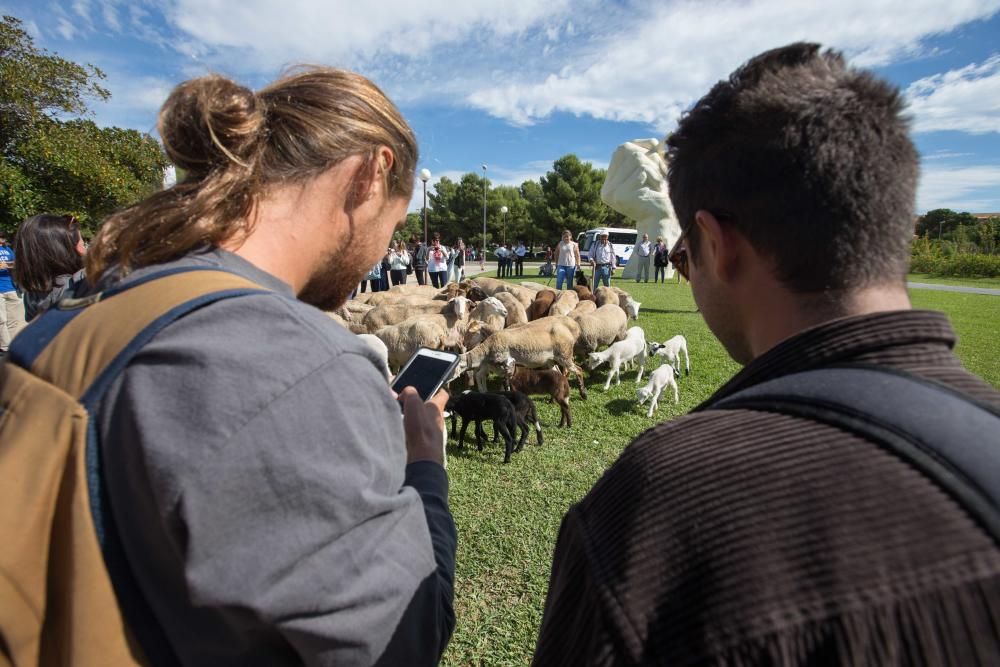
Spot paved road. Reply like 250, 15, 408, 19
907, 282, 1000, 296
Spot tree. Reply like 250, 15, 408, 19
0, 15, 168, 234
915, 209, 976, 240
537, 155, 626, 242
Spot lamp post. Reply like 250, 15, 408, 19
500, 205, 508, 246
939, 220, 944, 240
420, 169, 431, 244
481, 164, 488, 271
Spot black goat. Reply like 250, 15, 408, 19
446, 392, 519, 463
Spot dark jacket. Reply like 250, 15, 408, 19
413, 243, 428, 269
534, 310, 1000, 666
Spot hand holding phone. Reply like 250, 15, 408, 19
391, 348, 459, 465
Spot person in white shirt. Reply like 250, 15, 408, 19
590, 232, 616, 287
387, 239, 411, 286
426, 234, 450, 288
555, 230, 581, 290
495, 244, 508, 279
635, 232, 652, 283
514, 240, 527, 276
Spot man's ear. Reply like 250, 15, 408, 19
353, 146, 395, 204
693, 209, 742, 283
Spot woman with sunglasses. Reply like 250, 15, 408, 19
13, 214, 87, 321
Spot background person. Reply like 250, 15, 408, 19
0, 232, 25, 352
589, 232, 615, 287
451, 237, 466, 283
388, 239, 410, 286
412, 238, 428, 285
652, 235, 669, 283
514, 239, 527, 276
65, 68, 456, 665
534, 43, 1000, 666
634, 232, 652, 282
12, 214, 87, 321
554, 231, 580, 290
426, 233, 450, 288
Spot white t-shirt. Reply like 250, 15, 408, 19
426, 244, 450, 272
557, 242, 577, 267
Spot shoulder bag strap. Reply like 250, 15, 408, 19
709, 365, 1000, 545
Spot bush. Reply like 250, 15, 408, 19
910, 251, 1000, 278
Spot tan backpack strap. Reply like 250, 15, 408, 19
23, 269, 267, 400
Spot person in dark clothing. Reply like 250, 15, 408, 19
412, 240, 428, 286
534, 43, 1000, 666
13, 213, 87, 321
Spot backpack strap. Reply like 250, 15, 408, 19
8, 266, 272, 666
708, 365, 1000, 545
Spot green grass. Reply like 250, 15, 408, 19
442, 276, 998, 666
908, 273, 1000, 289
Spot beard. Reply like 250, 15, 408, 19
299, 224, 379, 311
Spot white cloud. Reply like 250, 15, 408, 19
55, 18, 77, 40
918, 163, 1000, 211
907, 55, 1000, 134
466, 0, 1000, 131
167, 0, 571, 70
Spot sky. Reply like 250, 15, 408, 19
4, 0, 1000, 214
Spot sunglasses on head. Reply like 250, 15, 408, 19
668, 210, 734, 281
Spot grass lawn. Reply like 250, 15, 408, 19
441, 276, 999, 666
908, 273, 1000, 289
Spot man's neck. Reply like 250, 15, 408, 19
745, 283, 912, 361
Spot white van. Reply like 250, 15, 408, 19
577, 227, 638, 267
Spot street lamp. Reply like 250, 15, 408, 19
420, 168, 431, 244
481, 164, 488, 270
500, 205, 508, 246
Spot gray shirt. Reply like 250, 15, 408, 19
96, 249, 451, 665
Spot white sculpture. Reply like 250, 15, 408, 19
600, 138, 682, 280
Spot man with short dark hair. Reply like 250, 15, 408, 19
534, 43, 1000, 666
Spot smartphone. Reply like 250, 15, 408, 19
391, 347, 461, 402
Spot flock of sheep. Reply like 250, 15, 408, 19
329, 276, 691, 462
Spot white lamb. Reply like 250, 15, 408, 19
586, 326, 647, 390
636, 364, 679, 417
357, 333, 391, 379
650, 335, 690, 376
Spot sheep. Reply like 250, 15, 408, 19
470, 277, 536, 307
492, 291, 529, 327
548, 289, 580, 317
469, 297, 508, 332
519, 281, 552, 292
570, 300, 597, 317
610, 286, 642, 320
476, 390, 542, 449
573, 285, 597, 303
572, 303, 628, 356
357, 333, 392, 379
594, 286, 618, 308
362, 296, 469, 332
456, 315, 587, 398
326, 311, 350, 329
507, 365, 574, 427
650, 335, 690, 376
446, 391, 519, 463
586, 326, 648, 390
374, 318, 452, 371
636, 364, 679, 417
526, 289, 557, 321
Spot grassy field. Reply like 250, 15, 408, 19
441, 277, 999, 666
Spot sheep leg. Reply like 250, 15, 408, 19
558, 398, 571, 427
683, 344, 690, 376
648, 386, 661, 418
635, 348, 647, 384
515, 416, 529, 452
474, 419, 486, 451
458, 417, 472, 449
497, 419, 515, 463
672, 380, 679, 403
603, 359, 616, 391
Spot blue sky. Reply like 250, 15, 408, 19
5, 0, 999, 214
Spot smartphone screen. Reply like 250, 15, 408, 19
391, 348, 460, 401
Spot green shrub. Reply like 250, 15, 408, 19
909, 252, 1000, 278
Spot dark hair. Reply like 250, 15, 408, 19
665, 42, 918, 292
88, 67, 418, 278
13, 214, 85, 292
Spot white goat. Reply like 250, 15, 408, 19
636, 364, 679, 417
650, 335, 690, 376
586, 326, 647, 390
